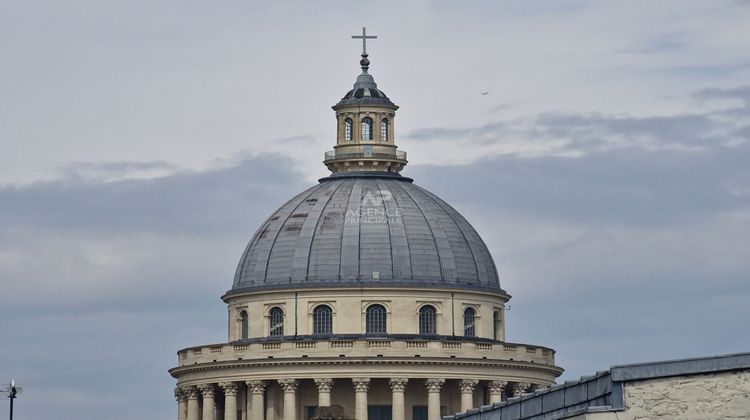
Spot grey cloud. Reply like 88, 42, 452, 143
0, 153, 306, 236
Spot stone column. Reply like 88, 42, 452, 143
314, 378, 333, 408
199, 384, 216, 420
219, 382, 239, 420
247, 380, 267, 420
175, 387, 188, 420
512, 382, 531, 397
389, 378, 408, 420
278, 379, 299, 420
458, 379, 478, 412
488, 380, 507, 404
352, 377, 371, 420
425, 379, 445, 420
185, 386, 201, 420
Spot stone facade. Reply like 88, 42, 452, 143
622, 371, 750, 420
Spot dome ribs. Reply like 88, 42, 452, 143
307, 179, 355, 280
290, 181, 344, 282
358, 179, 394, 280
231, 177, 502, 292
339, 179, 363, 279
388, 181, 443, 281
235, 186, 316, 288
396, 182, 458, 282
376, 178, 412, 281
262, 185, 323, 284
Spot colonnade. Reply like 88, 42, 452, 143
175, 378, 545, 420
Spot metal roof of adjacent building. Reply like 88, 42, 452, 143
230, 174, 502, 295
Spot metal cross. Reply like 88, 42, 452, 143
352, 27, 377, 55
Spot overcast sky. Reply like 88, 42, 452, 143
1, 1, 749, 419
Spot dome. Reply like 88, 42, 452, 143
231, 174, 502, 294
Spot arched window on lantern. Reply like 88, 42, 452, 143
344, 118, 353, 142
380, 118, 389, 142
361, 117, 373, 141
313, 305, 333, 335
239, 310, 249, 340
269, 307, 284, 337
464, 307, 476, 337
366, 304, 387, 334
418, 305, 437, 335
493, 310, 502, 340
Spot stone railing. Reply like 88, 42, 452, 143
176, 338, 555, 368
324, 150, 407, 162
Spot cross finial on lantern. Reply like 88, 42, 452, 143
351, 27, 377, 55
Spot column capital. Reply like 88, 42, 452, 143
246, 380, 268, 394
183, 385, 201, 400
278, 378, 299, 393
198, 384, 216, 398
488, 380, 508, 394
175, 386, 187, 402
533, 383, 550, 391
389, 378, 408, 392
424, 378, 445, 392
219, 382, 239, 396
352, 377, 371, 392
512, 382, 532, 397
314, 378, 334, 392
458, 379, 479, 393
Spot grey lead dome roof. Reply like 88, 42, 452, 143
231, 175, 502, 294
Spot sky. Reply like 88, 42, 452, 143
1, 1, 749, 419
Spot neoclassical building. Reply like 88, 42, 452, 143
170, 30, 563, 420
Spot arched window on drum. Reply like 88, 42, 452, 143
313, 305, 333, 335
239, 310, 249, 340
269, 307, 284, 337
418, 305, 437, 335
463, 307, 476, 337
366, 304, 387, 334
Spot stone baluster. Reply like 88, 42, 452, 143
219, 382, 239, 420
246, 380, 267, 420
425, 378, 445, 420
389, 378, 408, 420
488, 380, 507, 404
185, 386, 201, 420
352, 377, 371, 420
199, 384, 216, 420
175, 387, 188, 420
314, 378, 334, 408
278, 379, 299, 420
458, 379, 478, 412
512, 382, 531, 397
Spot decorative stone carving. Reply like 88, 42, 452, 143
352, 377, 371, 392
184, 386, 201, 400
512, 382, 532, 397
198, 384, 216, 398
534, 383, 549, 391
425, 378, 445, 392
174, 387, 186, 402
389, 378, 409, 392
278, 379, 299, 393
488, 380, 508, 394
246, 380, 267, 394
219, 382, 239, 396
458, 379, 479, 393
314, 378, 334, 392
